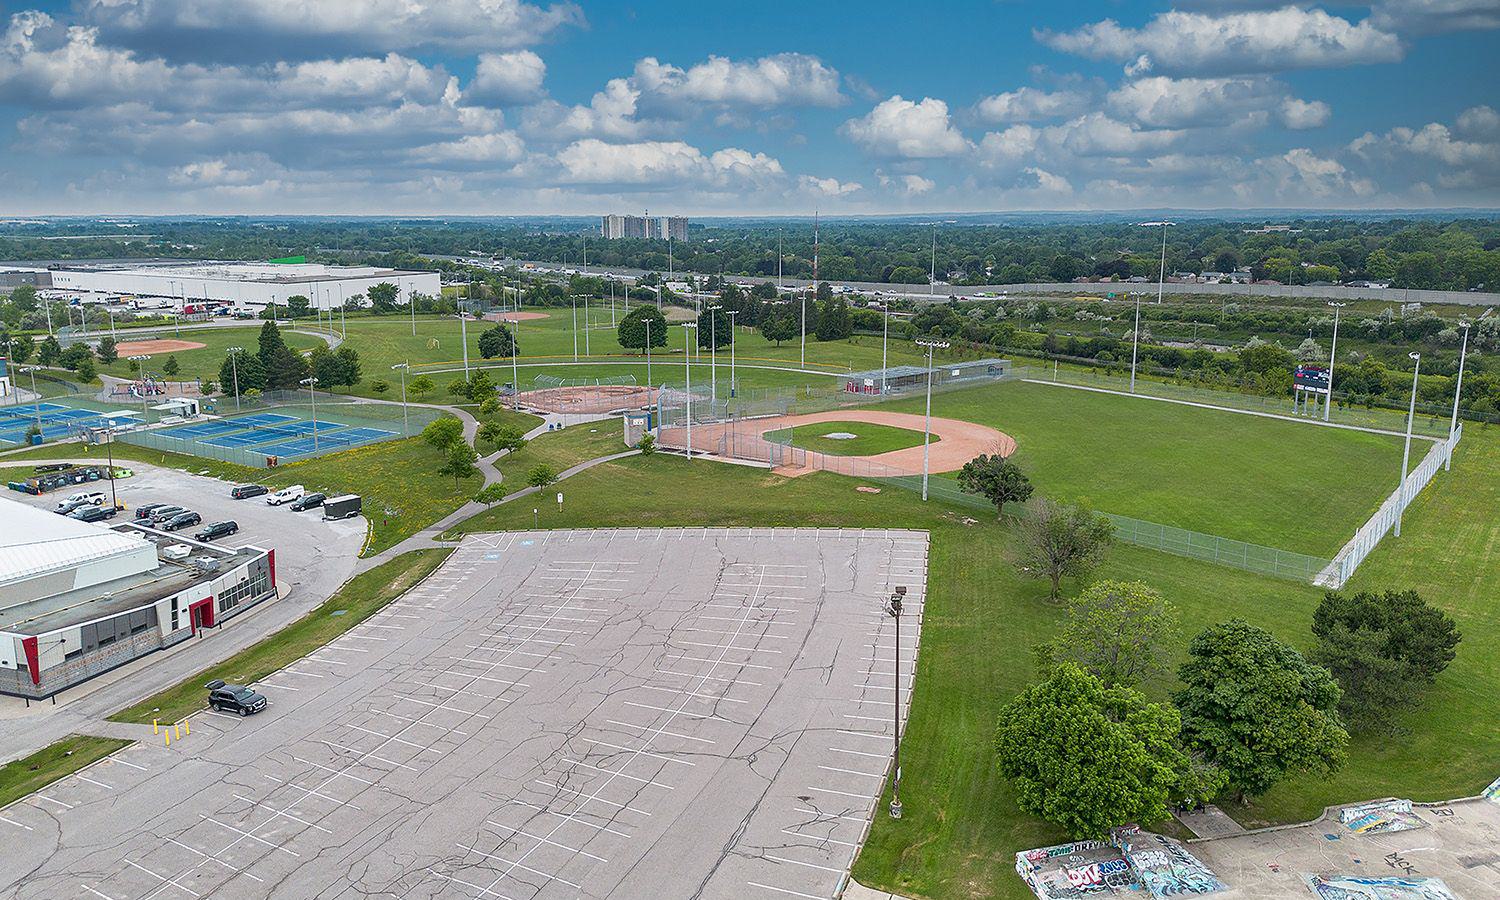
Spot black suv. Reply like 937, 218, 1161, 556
195, 520, 239, 541
135, 502, 168, 520
290, 492, 326, 512
69, 505, 118, 523
160, 511, 202, 531
231, 484, 269, 500
206, 680, 267, 716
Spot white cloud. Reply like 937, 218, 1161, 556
411, 132, 526, 166
799, 175, 862, 197
466, 51, 545, 106
1038, 8, 1404, 75
976, 125, 1040, 167
1456, 105, 1500, 138
1279, 97, 1331, 129
1039, 113, 1185, 156
1369, 0, 1500, 35
554, 139, 782, 187
898, 174, 935, 195
633, 53, 842, 110
521, 78, 646, 140
973, 87, 1089, 123
78, 0, 584, 56
842, 95, 971, 158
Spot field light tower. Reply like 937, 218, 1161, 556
885, 585, 907, 819
707, 304, 722, 402
915, 339, 949, 501
391, 362, 410, 436
1396, 351, 1420, 537
682, 322, 698, 461
226, 346, 244, 412
300, 376, 321, 450
1448, 308, 1491, 470
1324, 301, 1346, 421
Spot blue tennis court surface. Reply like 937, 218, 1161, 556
198, 420, 347, 449
0, 402, 144, 444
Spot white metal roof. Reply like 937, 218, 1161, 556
0, 496, 154, 587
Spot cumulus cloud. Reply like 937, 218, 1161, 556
554, 139, 782, 187
1038, 8, 1404, 76
1279, 97, 1331, 129
1369, 0, 1500, 35
466, 51, 545, 106
633, 53, 842, 111
1106, 75, 1328, 130
842, 95, 971, 158
799, 175, 862, 197
973, 87, 1090, 124
410, 132, 526, 167
897, 174, 935, 195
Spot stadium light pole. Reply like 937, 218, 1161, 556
682, 322, 698, 461
645, 318, 653, 386
391, 363, 410, 437
20, 366, 42, 433
584, 294, 591, 357
571, 296, 579, 362
1140, 221, 1175, 306
916, 339, 949, 501
511, 326, 521, 413
800, 290, 807, 369
885, 586, 907, 819
707, 304, 722, 402
881, 297, 890, 395
1324, 301, 1346, 422
727, 310, 738, 401
1396, 351, 1420, 537
300, 376, 321, 450
1129, 292, 1143, 393
1447, 309, 1490, 470
409, 285, 416, 337
459, 306, 470, 380
226, 346, 244, 412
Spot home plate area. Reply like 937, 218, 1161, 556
0, 527, 927, 900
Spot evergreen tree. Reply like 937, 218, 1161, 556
257, 320, 288, 370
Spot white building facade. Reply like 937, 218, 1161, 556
49, 263, 440, 312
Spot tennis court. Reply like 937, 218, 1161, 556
199, 419, 347, 449
132, 406, 410, 465
0, 401, 143, 444
168, 413, 298, 440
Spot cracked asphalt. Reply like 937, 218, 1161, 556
0, 526, 929, 900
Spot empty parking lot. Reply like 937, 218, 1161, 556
0, 527, 928, 900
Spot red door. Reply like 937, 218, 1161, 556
188, 597, 215, 634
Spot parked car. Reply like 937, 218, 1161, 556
68, 505, 118, 523
231, 484, 269, 500
149, 505, 188, 523
195, 521, 239, 541
290, 492, 326, 512
135, 502, 169, 520
57, 490, 106, 509
160, 511, 202, 532
205, 680, 267, 716
322, 494, 363, 521
54, 498, 96, 516
265, 485, 304, 506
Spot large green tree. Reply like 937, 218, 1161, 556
815, 295, 853, 341
758, 308, 798, 346
219, 350, 265, 396
617, 305, 668, 352
1035, 581, 1178, 688
1017, 500, 1115, 600
696, 306, 733, 349
477, 323, 518, 359
957, 453, 1033, 517
257, 320, 288, 370
367, 282, 400, 313
996, 664, 1189, 839
1176, 619, 1348, 801
95, 336, 118, 364
1310, 589, 1460, 727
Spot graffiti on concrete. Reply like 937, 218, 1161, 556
1113, 827, 1227, 898
1303, 875, 1458, 900
1483, 774, 1500, 805
1339, 799, 1427, 834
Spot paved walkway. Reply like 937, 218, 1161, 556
1176, 804, 1250, 839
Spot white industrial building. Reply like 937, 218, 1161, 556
49, 262, 440, 312
0, 496, 276, 699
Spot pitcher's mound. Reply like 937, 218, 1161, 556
115, 338, 207, 355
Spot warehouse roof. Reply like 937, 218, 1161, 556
0, 496, 153, 588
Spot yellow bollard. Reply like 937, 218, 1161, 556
165, 731, 171, 747
153, 718, 159, 735
174, 723, 182, 741
182, 719, 190, 736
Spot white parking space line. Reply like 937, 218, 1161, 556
746, 880, 827, 898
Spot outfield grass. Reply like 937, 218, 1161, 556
1, 434, 481, 555
95, 325, 324, 385
0, 735, 133, 811
469, 421, 628, 513
445, 436, 1499, 900
765, 419, 934, 456
881, 380, 1406, 556
109, 549, 452, 724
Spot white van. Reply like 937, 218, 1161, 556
265, 485, 305, 506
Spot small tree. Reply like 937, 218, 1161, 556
370, 379, 390, 395
438, 441, 479, 483
466, 370, 496, 403
75, 357, 97, 382
422, 416, 465, 449
96, 336, 119, 364
617, 305, 668, 352
474, 482, 507, 507
1017, 500, 1115, 600
447, 378, 469, 399
37, 335, 61, 367
637, 432, 656, 455
479, 397, 501, 415
1176, 619, 1348, 802
408, 375, 435, 400
957, 454, 1033, 517
995, 664, 1189, 839
1309, 589, 1460, 728
491, 425, 527, 453
161, 354, 181, 378
477, 323, 517, 359
527, 464, 558, 488
1034, 581, 1178, 688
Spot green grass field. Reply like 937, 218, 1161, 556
765, 419, 933, 456
445, 429, 1500, 899
95, 326, 325, 385
110, 549, 452, 724
0, 735, 132, 811
881, 380, 1407, 556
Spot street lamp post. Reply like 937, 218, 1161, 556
391, 363, 410, 437
1396, 352, 1420, 537
707, 304, 722, 402
226, 346, 244, 412
1324, 301, 1346, 422
916, 339, 949, 501
682, 322, 698, 460
727, 311, 738, 401
886, 586, 907, 819
1141, 220, 1175, 306
300, 377, 321, 450
409, 285, 416, 337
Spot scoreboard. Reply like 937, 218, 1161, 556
1294, 365, 1330, 395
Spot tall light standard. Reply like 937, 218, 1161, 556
584, 294, 591, 357
226, 346, 244, 412
645, 318, 654, 386
300, 376, 321, 450
1129, 291, 1143, 393
1396, 352, 1420, 537
726, 310, 739, 401
800, 289, 807, 369
511, 325, 521, 413
391, 363, 410, 436
1324, 301, 1346, 421
571, 295, 579, 362
707, 304, 722, 402
682, 322, 698, 460
1140, 221, 1175, 306
20, 366, 42, 433
1447, 308, 1491, 470
916, 338, 949, 501
929, 225, 937, 301
409, 285, 417, 337
885, 586, 907, 819
458, 306, 470, 380
881, 297, 890, 394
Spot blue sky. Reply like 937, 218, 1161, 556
1, 0, 1497, 215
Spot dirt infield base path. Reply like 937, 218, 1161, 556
668, 409, 1015, 478
484, 310, 551, 322
114, 338, 207, 355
